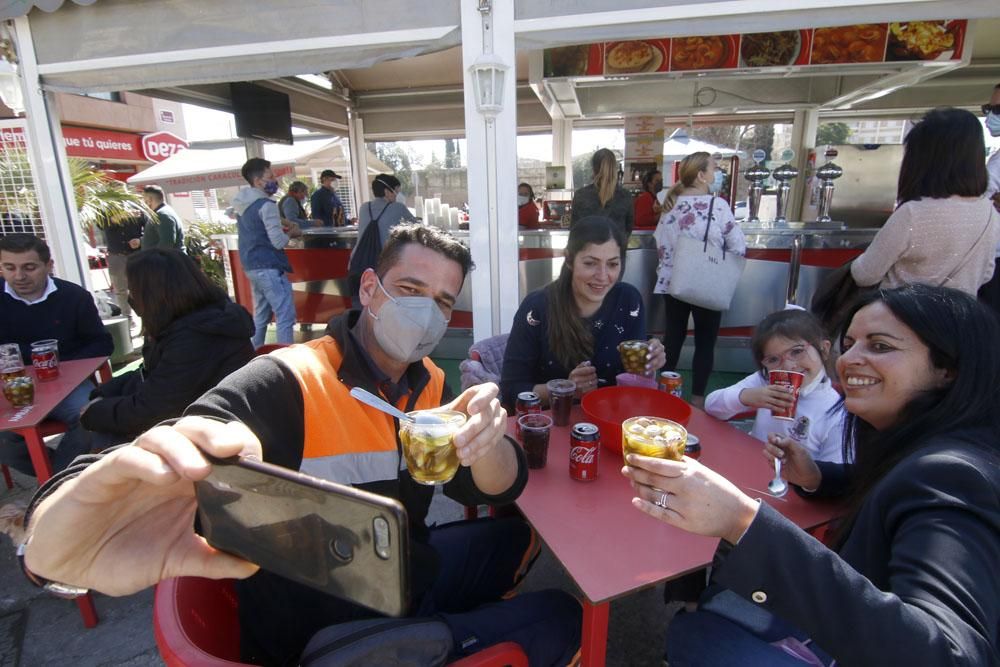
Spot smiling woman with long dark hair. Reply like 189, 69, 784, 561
624, 284, 1000, 665
500, 216, 664, 407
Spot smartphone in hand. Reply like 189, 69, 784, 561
195, 455, 409, 616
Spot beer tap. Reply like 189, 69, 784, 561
772, 149, 799, 225
744, 148, 770, 225
815, 149, 843, 224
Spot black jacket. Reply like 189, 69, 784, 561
714, 433, 1000, 666
81, 300, 253, 438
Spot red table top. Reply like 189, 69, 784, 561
512, 405, 840, 604
0, 357, 108, 431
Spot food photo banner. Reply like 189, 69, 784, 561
542, 20, 967, 77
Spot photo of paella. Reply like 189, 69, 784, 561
811, 24, 888, 64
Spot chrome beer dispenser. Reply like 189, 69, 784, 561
772, 149, 799, 225
744, 148, 770, 225
815, 149, 843, 224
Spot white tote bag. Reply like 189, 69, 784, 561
667, 197, 746, 311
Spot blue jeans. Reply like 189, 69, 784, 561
245, 268, 295, 347
0, 379, 95, 476
666, 589, 835, 666
419, 518, 582, 666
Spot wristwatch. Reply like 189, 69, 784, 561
17, 536, 90, 599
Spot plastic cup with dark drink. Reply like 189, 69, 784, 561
546, 379, 576, 427
518, 413, 552, 469
768, 370, 805, 420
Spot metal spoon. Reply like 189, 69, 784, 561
768, 457, 788, 497
349, 387, 413, 422
349, 387, 446, 424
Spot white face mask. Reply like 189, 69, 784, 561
394, 191, 406, 207
367, 276, 449, 363
708, 170, 725, 194
517, 195, 530, 207
797, 369, 827, 398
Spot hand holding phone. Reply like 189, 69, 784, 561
195, 455, 410, 617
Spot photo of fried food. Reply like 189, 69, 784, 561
740, 31, 800, 67
671, 35, 727, 71
887, 21, 955, 61
811, 24, 887, 64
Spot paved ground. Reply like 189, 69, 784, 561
1, 466, 678, 667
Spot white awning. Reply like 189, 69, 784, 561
21, 0, 460, 93
126, 138, 391, 194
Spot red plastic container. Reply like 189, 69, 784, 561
581, 386, 692, 456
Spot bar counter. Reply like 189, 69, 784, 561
215, 222, 878, 371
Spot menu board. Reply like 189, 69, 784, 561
542, 20, 967, 77
624, 116, 664, 187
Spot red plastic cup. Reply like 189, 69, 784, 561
768, 370, 804, 420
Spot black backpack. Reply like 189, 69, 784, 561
348, 202, 390, 279
300, 617, 453, 666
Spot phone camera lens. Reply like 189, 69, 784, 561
330, 538, 353, 563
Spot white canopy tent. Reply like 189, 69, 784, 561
126, 138, 392, 196
4, 0, 1000, 340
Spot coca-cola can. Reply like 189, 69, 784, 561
569, 422, 600, 481
30, 339, 60, 382
515, 391, 541, 440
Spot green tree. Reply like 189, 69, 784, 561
372, 142, 418, 193
444, 139, 460, 168
816, 122, 851, 146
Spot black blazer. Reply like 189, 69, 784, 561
714, 433, 1000, 666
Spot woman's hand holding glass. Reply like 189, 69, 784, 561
764, 434, 822, 490
622, 455, 761, 545
645, 338, 666, 374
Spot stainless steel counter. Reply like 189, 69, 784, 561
217, 222, 880, 372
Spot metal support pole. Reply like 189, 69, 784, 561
786, 234, 803, 306
12, 16, 88, 287
461, 0, 518, 340
348, 111, 370, 213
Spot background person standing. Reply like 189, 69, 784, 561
310, 169, 350, 227
232, 158, 300, 348
140, 185, 184, 251
100, 203, 146, 325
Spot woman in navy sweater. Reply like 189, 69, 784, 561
500, 216, 664, 407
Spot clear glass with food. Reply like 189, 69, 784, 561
618, 340, 652, 376
3, 374, 35, 407
399, 410, 467, 486
621, 416, 687, 461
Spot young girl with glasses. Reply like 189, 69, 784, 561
704, 307, 845, 462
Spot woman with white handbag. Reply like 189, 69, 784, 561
654, 152, 746, 409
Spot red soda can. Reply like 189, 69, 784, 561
30, 339, 60, 382
569, 422, 600, 481
515, 391, 541, 440
658, 371, 683, 398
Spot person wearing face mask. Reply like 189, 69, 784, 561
355, 174, 418, 253
231, 157, 301, 347
141, 185, 184, 251
980, 85, 1000, 314
633, 169, 663, 229
516, 182, 541, 228
18, 223, 583, 667
985, 83, 1000, 211
654, 151, 746, 409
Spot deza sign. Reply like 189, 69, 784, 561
141, 131, 189, 163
